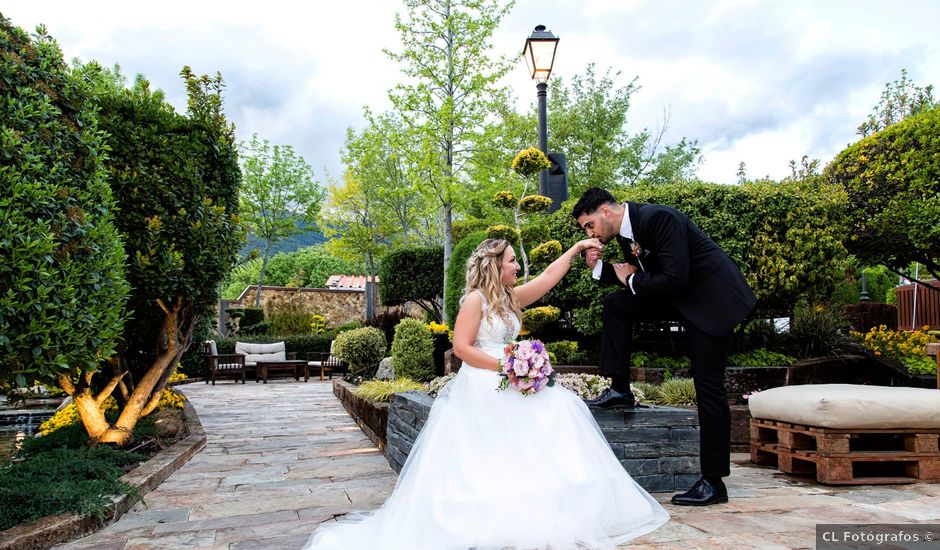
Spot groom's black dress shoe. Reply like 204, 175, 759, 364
584, 388, 637, 409
671, 477, 728, 506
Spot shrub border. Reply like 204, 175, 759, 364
0, 391, 207, 550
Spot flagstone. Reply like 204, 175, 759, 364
52, 381, 940, 549
152, 510, 300, 535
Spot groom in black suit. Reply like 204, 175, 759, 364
571, 187, 756, 506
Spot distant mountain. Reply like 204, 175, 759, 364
241, 221, 328, 256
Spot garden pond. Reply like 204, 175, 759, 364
0, 399, 58, 463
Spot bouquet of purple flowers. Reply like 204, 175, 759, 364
497, 339, 555, 396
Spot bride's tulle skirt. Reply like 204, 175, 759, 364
304, 365, 669, 549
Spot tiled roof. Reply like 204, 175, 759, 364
325, 274, 379, 290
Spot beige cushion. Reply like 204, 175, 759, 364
748, 384, 940, 430
206, 340, 218, 355
235, 341, 287, 365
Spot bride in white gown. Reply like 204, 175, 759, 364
304, 238, 669, 550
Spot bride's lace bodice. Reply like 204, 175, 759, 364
473, 291, 520, 360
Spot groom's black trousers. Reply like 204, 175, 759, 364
600, 290, 732, 479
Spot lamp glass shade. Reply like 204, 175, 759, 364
523, 26, 559, 83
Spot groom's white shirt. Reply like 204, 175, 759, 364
591, 203, 637, 293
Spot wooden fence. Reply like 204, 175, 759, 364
895, 280, 940, 331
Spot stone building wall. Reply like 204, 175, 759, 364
232, 285, 380, 327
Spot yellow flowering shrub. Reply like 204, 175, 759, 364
852, 325, 937, 375
158, 388, 186, 409
426, 321, 450, 333
310, 314, 328, 334
168, 370, 188, 383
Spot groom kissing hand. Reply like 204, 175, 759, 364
571, 187, 757, 507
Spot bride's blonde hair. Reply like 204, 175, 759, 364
460, 239, 523, 324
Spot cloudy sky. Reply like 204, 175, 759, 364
5, 0, 939, 184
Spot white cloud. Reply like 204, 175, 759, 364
4, 0, 940, 186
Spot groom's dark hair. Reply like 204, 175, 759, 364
571, 187, 618, 219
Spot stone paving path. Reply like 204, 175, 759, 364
57, 380, 397, 550
58, 381, 940, 549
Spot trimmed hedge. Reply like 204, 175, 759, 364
826, 106, 940, 279
378, 246, 444, 310
333, 327, 387, 378
391, 319, 435, 382
445, 231, 488, 323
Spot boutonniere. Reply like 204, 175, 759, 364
630, 241, 646, 272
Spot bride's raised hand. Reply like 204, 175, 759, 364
575, 238, 603, 254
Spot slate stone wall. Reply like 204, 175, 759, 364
386, 390, 701, 492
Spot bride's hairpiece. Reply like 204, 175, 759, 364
463, 239, 522, 325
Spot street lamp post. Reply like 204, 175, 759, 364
523, 25, 559, 198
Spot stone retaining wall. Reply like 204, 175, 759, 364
386, 390, 701, 493
333, 379, 388, 452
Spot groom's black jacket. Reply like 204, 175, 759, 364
597, 202, 756, 338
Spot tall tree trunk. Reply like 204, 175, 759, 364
254, 239, 272, 307
441, 0, 455, 325
62, 298, 188, 446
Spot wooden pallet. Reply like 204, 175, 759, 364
750, 418, 940, 485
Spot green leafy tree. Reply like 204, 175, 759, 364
239, 133, 324, 306
0, 19, 128, 397
378, 246, 444, 320
75, 66, 242, 444
319, 172, 396, 283
547, 64, 701, 194
858, 69, 936, 137
386, 0, 514, 324
827, 106, 940, 282
222, 246, 355, 299
345, 110, 438, 247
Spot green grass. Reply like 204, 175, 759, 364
354, 378, 426, 402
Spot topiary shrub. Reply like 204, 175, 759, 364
529, 240, 562, 268
545, 340, 579, 364
379, 246, 444, 320
521, 306, 561, 336
445, 230, 488, 323
391, 319, 435, 382
333, 326, 387, 378
486, 224, 520, 243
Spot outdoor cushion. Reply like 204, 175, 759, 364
207, 340, 218, 356
748, 384, 940, 430
235, 341, 287, 365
